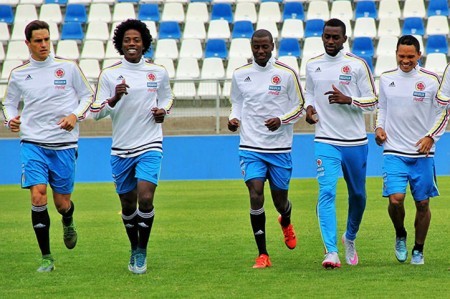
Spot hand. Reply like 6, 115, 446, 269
109, 79, 130, 107
415, 136, 434, 157
9, 115, 21, 132
228, 118, 240, 132
375, 127, 387, 146
265, 117, 281, 131
324, 84, 352, 105
305, 106, 318, 125
58, 114, 77, 131
151, 107, 166, 123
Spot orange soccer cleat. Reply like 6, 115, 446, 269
278, 215, 297, 250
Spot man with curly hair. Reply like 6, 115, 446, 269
90, 19, 173, 274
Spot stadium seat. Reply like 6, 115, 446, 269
378, 0, 401, 19
351, 37, 374, 58
179, 38, 203, 59
210, 3, 233, 23
153, 57, 175, 78
61, 22, 84, 41
353, 17, 377, 38
102, 58, 119, 69
85, 21, 109, 41
183, 20, 206, 40
231, 20, 254, 39
14, 4, 38, 23
48, 21, 60, 41
185, 2, 209, 23
302, 37, 323, 59
226, 56, 247, 78
20, 0, 43, 4
234, 2, 257, 23
426, 16, 449, 36
143, 47, 154, 59
402, 0, 426, 18
258, 1, 281, 23
10, 21, 27, 41
68, 0, 91, 4
80, 40, 105, 60
256, 20, 279, 41
175, 57, 200, 79
377, 18, 401, 37
0, 5, 14, 24
207, 19, 231, 40
161, 2, 185, 23
376, 36, 398, 57
56, 40, 79, 60
304, 19, 324, 38
280, 19, 304, 39
306, 0, 329, 21
277, 55, 299, 74
229, 38, 251, 59
158, 21, 182, 40
45, 0, 68, 4
88, 3, 112, 23
374, 54, 397, 77
112, 2, 136, 23
424, 53, 447, 75
282, 2, 304, 21
0, 0, 18, 4
278, 38, 301, 58
198, 57, 224, 99
64, 4, 87, 23
154, 39, 178, 59
79, 59, 100, 80
104, 40, 121, 59
355, 0, 377, 19
402, 17, 425, 36
143, 21, 158, 39
39, 3, 63, 24
1, 59, 22, 80
425, 35, 448, 55
172, 81, 197, 100
427, 0, 448, 17
360, 55, 374, 73
204, 39, 228, 59
117, 0, 138, 3
330, 0, 353, 21
137, 3, 160, 22
0, 22, 10, 44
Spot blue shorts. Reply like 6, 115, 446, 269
20, 142, 77, 194
382, 155, 439, 201
239, 150, 292, 190
111, 151, 163, 194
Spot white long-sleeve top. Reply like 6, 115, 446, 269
437, 63, 450, 107
1, 53, 94, 148
90, 58, 173, 158
304, 50, 377, 146
376, 66, 449, 157
229, 57, 304, 153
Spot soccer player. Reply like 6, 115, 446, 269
304, 18, 377, 269
90, 19, 173, 274
375, 35, 449, 265
228, 29, 304, 268
1, 20, 94, 272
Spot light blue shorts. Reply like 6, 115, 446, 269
239, 150, 292, 190
111, 151, 163, 194
20, 142, 77, 194
382, 155, 439, 201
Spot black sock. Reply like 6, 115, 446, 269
62, 200, 75, 226
250, 208, 267, 255
31, 205, 51, 256
122, 209, 138, 250
413, 242, 424, 253
277, 200, 292, 227
395, 227, 407, 239
137, 208, 155, 251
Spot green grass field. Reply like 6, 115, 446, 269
1, 177, 449, 298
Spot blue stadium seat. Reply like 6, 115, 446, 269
278, 38, 301, 57
211, 3, 233, 23
45, 0, 68, 4
402, 17, 425, 35
352, 37, 374, 58
304, 19, 324, 38
427, 0, 449, 17
61, 22, 84, 41
64, 4, 87, 23
426, 35, 448, 54
138, 3, 160, 22
231, 20, 254, 39
204, 39, 228, 59
0, 5, 14, 24
283, 2, 305, 20
261, 0, 282, 2
144, 47, 154, 59
158, 21, 181, 40
355, 0, 377, 19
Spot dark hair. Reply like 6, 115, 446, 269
113, 19, 152, 55
397, 35, 420, 53
24, 20, 49, 42
251, 29, 273, 44
323, 18, 346, 36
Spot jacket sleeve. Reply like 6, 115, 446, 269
350, 60, 378, 112
279, 71, 304, 125
71, 62, 95, 121
1, 71, 21, 127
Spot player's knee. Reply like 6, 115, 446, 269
389, 194, 405, 206
415, 199, 429, 213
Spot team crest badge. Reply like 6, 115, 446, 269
271, 75, 281, 85
341, 65, 351, 74
316, 159, 322, 167
55, 68, 65, 78
415, 81, 425, 91
147, 73, 156, 81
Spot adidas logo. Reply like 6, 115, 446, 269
244, 76, 251, 82
254, 230, 264, 236
33, 223, 46, 228
25, 74, 32, 80
138, 222, 149, 228
315, 67, 321, 72
389, 81, 395, 87
125, 224, 134, 228
117, 75, 124, 80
